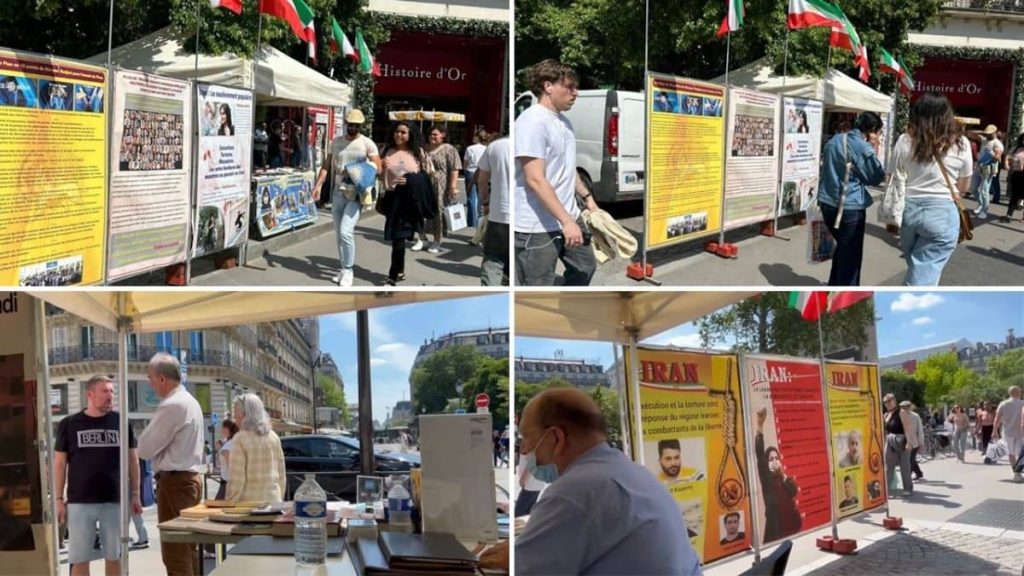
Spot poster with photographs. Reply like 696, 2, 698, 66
779, 97, 824, 217
0, 292, 41, 557
644, 73, 726, 249
193, 83, 253, 258
724, 88, 781, 230
108, 69, 192, 281
624, 346, 753, 564
0, 49, 107, 286
252, 171, 317, 239
742, 354, 832, 548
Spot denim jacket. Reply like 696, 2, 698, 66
818, 129, 886, 210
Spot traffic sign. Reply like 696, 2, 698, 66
475, 393, 489, 408
211, 412, 220, 427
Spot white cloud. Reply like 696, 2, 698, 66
666, 333, 703, 349
325, 312, 394, 341
912, 317, 933, 326
373, 342, 418, 374
923, 333, 936, 339
891, 293, 945, 313
370, 358, 387, 367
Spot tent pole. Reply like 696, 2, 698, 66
629, 332, 645, 466
612, 343, 630, 458
357, 310, 374, 476
117, 293, 130, 576
34, 298, 59, 576
816, 304, 840, 540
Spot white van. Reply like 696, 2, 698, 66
514, 89, 645, 204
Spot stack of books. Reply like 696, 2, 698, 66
352, 532, 478, 575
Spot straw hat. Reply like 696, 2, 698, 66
345, 109, 366, 124
982, 124, 998, 135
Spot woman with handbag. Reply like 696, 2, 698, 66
414, 127, 463, 254
379, 122, 436, 286
889, 92, 972, 286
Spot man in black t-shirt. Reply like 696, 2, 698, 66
55, 375, 140, 576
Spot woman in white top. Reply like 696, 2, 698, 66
890, 92, 972, 286
214, 419, 239, 500
464, 129, 490, 229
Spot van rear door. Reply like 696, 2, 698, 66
616, 91, 645, 200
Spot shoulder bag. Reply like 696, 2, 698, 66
934, 152, 973, 243
833, 134, 852, 229
878, 136, 906, 227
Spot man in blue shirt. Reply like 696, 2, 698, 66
817, 112, 886, 286
516, 388, 703, 575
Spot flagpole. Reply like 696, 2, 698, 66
816, 302, 841, 542
187, 0, 202, 284
773, 25, 791, 243
716, 31, 731, 249
253, 10, 264, 94
782, 27, 790, 90
639, 0, 659, 285
194, 0, 201, 79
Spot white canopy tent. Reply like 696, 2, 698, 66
710, 58, 893, 114
28, 290, 482, 575
87, 27, 350, 107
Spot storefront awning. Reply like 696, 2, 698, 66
388, 110, 466, 122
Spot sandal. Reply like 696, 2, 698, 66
384, 278, 396, 286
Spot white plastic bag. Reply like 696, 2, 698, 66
986, 439, 1008, 463
444, 203, 468, 233
806, 202, 835, 265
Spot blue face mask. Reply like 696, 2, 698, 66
524, 429, 560, 484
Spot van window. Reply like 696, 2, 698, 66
515, 95, 534, 119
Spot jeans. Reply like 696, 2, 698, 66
978, 173, 993, 213
514, 218, 597, 286
68, 502, 120, 563
911, 447, 923, 477
131, 512, 148, 543
954, 428, 968, 461
992, 170, 1002, 204
900, 196, 959, 286
819, 205, 866, 286
885, 433, 913, 494
331, 190, 361, 271
481, 221, 509, 286
465, 171, 479, 228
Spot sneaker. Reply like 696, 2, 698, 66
410, 239, 424, 251
427, 242, 442, 254
1014, 473, 1023, 483
130, 540, 149, 550
337, 268, 353, 287
976, 211, 988, 220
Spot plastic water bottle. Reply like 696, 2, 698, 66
294, 473, 327, 567
387, 475, 413, 532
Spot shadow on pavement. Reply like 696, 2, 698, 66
801, 532, 1007, 576
912, 480, 963, 489
964, 245, 1024, 267
899, 490, 962, 509
260, 251, 334, 283
758, 263, 822, 286
417, 257, 482, 280
864, 223, 902, 250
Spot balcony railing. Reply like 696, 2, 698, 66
943, 0, 1024, 13
50, 345, 263, 380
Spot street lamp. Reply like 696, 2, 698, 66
455, 380, 464, 411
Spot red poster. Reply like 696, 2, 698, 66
743, 355, 832, 547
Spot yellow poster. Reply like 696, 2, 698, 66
644, 73, 725, 249
824, 362, 887, 520
625, 347, 752, 565
0, 49, 107, 286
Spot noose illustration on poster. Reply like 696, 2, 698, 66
709, 357, 747, 510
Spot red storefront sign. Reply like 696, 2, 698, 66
376, 38, 475, 98
912, 57, 1015, 130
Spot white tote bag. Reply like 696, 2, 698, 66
444, 203, 468, 233
878, 136, 906, 227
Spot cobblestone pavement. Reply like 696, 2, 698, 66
803, 529, 1024, 576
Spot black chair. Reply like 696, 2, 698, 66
739, 540, 793, 576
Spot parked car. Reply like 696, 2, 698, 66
514, 89, 645, 204
280, 434, 420, 501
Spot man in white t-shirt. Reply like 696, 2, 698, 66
313, 109, 381, 287
477, 134, 510, 286
464, 129, 488, 229
992, 386, 1024, 482
975, 124, 1003, 219
514, 59, 598, 286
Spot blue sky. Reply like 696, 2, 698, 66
516, 292, 1024, 370
319, 294, 509, 423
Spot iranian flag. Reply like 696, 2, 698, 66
789, 291, 872, 321
879, 48, 914, 93
828, 17, 861, 52
210, 0, 242, 15
716, 0, 744, 39
259, 0, 315, 44
330, 18, 358, 62
788, 0, 844, 30
827, 292, 872, 313
355, 29, 381, 76
856, 45, 870, 83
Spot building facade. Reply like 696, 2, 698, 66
879, 330, 1022, 375
879, 338, 972, 373
368, 0, 509, 148
515, 357, 611, 389
957, 329, 1023, 374
46, 305, 319, 439
409, 327, 510, 403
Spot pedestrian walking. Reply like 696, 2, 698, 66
948, 405, 970, 463
138, 353, 205, 576
993, 130, 1006, 205
514, 59, 598, 286
493, 430, 502, 467
1000, 133, 1024, 223
979, 401, 996, 455
463, 128, 489, 228
215, 419, 239, 500
227, 394, 287, 503
253, 122, 269, 169
418, 127, 462, 254
313, 109, 381, 287
974, 124, 1003, 219
909, 403, 926, 481
54, 375, 141, 576
992, 386, 1024, 482
378, 121, 436, 286
130, 457, 153, 550
477, 133, 511, 286
882, 394, 918, 496
889, 93, 972, 286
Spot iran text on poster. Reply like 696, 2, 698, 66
625, 347, 753, 565
0, 292, 43, 561
742, 355, 832, 547
779, 98, 823, 218
825, 361, 887, 520
108, 70, 192, 281
253, 172, 317, 239
194, 84, 253, 258
644, 74, 725, 249
723, 88, 781, 229
0, 49, 107, 286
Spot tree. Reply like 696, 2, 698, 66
913, 351, 978, 407
880, 369, 925, 411
588, 385, 621, 444
514, 378, 570, 418
317, 373, 349, 426
411, 346, 487, 416
515, 0, 944, 93
986, 349, 1024, 383
698, 293, 876, 358
461, 357, 511, 431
